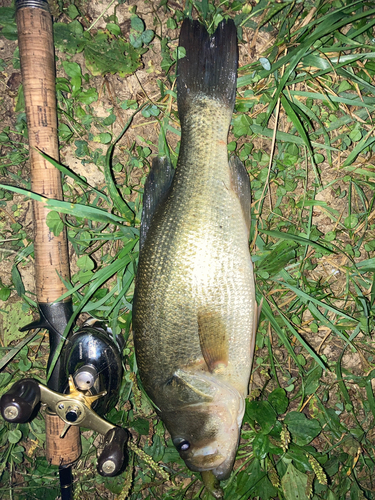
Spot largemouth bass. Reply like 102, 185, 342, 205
133, 18, 258, 482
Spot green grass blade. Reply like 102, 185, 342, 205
280, 282, 357, 323
289, 90, 375, 112
249, 124, 339, 152
260, 229, 333, 254
261, 298, 304, 372
365, 371, 375, 421
37, 149, 109, 202
308, 302, 355, 349
342, 132, 375, 168
104, 104, 148, 220
0, 330, 39, 370
277, 305, 327, 371
0, 184, 132, 227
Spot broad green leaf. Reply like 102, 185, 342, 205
252, 433, 270, 459
8, 430, 22, 444
94, 132, 112, 144
67, 4, 79, 19
0, 6, 16, 24
84, 34, 142, 76
281, 463, 309, 500
268, 388, 289, 414
144, 433, 164, 462
54, 21, 86, 54
225, 459, 277, 500
131, 15, 144, 33
0, 286, 11, 301
130, 418, 149, 435
76, 255, 95, 271
0, 131, 9, 142
232, 114, 252, 137
1, 23, 18, 41
46, 211, 64, 236
106, 23, 121, 36
62, 60, 82, 78
304, 365, 323, 396
11, 265, 25, 297
245, 400, 277, 434
166, 18, 177, 29
58, 123, 73, 141
285, 444, 313, 472
1, 302, 32, 345
163, 440, 184, 464
77, 88, 98, 105
284, 411, 321, 446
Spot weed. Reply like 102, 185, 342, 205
0, 0, 375, 498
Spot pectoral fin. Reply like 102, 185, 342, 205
229, 156, 251, 237
140, 156, 175, 249
165, 369, 217, 404
198, 309, 229, 373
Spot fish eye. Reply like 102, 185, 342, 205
173, 438, 190, 452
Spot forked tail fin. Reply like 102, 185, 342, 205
177, 19, 238, 116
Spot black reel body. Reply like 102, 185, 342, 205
0, 321, 129, 477
63, 323, 123, 416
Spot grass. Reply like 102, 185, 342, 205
0, 0, 375, 498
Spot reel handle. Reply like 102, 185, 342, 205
0, 378, 130, 477
0, 378, 41, 423
97, 427, 130, 477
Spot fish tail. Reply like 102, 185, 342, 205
177, 18, 238, 116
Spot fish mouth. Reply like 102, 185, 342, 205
183, 415, 241, 479
183, 436, 238, 480
209, 425, 240, 480
187, 386, 245, 478
211, 450, 237, 480
183, 443, 225, 472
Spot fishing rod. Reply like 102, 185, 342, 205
12, 0, 79, 496
0, 1, 129, 498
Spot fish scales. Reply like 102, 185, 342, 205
134, 18, 257, 483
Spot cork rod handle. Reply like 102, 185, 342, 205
16, 0, 70, 303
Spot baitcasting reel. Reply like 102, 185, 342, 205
0, 321, 130, 477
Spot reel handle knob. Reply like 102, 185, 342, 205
0, 378, 41, 423
97, 427, 130, 477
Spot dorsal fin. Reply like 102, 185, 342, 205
229, 156, 251, 238
140, 156, 175, 250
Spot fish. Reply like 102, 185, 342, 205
133, 18, 258, 484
